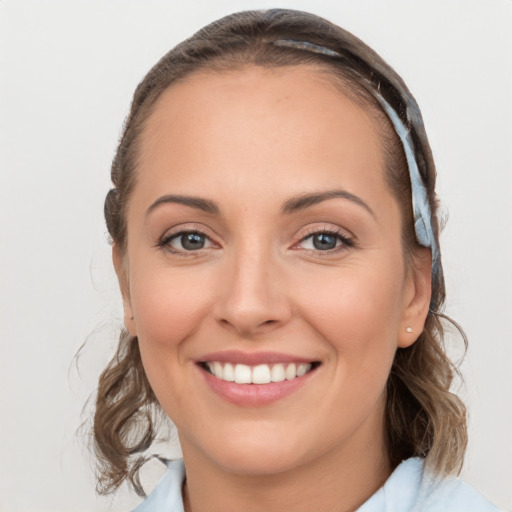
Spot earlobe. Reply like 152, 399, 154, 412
112, 244, 137, 336
397, 249, 432, 348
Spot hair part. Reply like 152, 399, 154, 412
95, 8, 467, 495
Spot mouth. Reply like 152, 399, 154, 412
199, 361, 321, 384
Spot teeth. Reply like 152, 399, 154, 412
213, 362, 223, 379
297, 363, 310, 377
205, 361, 313, 384
252, 364, 271, 384
270, 364, 286, 382
285, 363, 296, 380
223, 362, 235, 382
234, 364, 252, 384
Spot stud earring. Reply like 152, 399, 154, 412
405, 326, 413, 333
129, 315, 134, 320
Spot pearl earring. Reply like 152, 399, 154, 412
405, 326, 413, 333
129, 315, 134, 320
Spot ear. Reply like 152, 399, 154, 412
112, 243, 137, 336
397, 248, 432, 348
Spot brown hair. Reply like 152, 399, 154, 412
95, 9, 467, 495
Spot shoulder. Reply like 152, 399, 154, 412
132, 458, 185, 512
133, 457, 500, 512
358, 458, 501, 512
421, 478, 501, 512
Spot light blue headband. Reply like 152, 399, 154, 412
273, 39, 440, 278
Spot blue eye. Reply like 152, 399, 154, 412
178, 232, 206, 250
311, 233, 338, 250
162, 231, 212, 252
299, 231, 352, 251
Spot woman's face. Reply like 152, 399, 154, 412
116, 66, 430, 476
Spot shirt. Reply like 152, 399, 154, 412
133, 457, 500, 512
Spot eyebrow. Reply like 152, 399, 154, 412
281, 189, 375, 217
146, 189, 374, 218
146, 194, 220, 216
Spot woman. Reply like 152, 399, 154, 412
94, 9, 499, 511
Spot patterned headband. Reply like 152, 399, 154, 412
273, 39, 440, 280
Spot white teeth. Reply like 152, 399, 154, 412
234, 364, 252, 384
213, 362, 223, 379
270, 364, 286, 382
205, 361, 314, 384
285, 363, 297, 380
297, 363, 311, 377
223, 362, 235, 382
252, 364, 271, 384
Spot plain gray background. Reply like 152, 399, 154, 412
1, 0, 511, 510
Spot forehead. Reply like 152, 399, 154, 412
136, 65, 389, 206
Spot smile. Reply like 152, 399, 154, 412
197, 351, 321, 406
203, 361, 317, 384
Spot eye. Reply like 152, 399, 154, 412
297, 230, 353, 252
160, 230, 214, 253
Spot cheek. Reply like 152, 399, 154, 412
127, 265, 215, 421
275, 264, 405, 451
296, 262, 404, 370
129, 264, 213, 356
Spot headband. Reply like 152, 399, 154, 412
273, 39, 440, 279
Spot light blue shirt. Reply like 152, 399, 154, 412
133, 457, 500, 511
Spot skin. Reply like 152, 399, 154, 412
114, 66, 431, 512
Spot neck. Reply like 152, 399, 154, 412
181, 410, 391, 512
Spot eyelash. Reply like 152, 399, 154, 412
295, 227, 354, 253
156, 227, 354, 256
157, 229, 214, 256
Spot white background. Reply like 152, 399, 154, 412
1, 1, 511, 510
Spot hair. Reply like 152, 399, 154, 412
95, 8, 467, 496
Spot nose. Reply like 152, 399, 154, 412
213, 244, 292, 337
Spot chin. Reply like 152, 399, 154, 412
212, 446, 307, 477
181, 423, 314, 476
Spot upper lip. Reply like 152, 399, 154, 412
197, 350, 317, 366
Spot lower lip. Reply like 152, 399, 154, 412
199, 366, 317, 406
